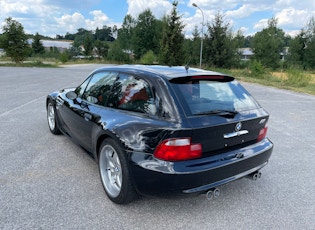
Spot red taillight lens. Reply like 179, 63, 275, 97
257, 126, 268, 142
154, 138, 202, 161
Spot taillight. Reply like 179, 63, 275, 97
257, 126, 268, 142
154, 138, 202, 161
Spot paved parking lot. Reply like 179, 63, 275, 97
0, 65, 314, 229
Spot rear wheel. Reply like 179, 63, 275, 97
47, 101, 61, 135
98, 138, 137, 204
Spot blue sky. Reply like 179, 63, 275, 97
1, 0, 314, 38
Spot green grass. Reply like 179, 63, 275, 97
210, 68, 315, 96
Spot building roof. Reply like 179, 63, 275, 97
28, 39, 72, 49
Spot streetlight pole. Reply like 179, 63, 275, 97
192, 3, 204, 68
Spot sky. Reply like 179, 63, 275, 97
1, 0, 315, 38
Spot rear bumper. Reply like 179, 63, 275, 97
129, 138, 273, 196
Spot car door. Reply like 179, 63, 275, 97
59, 71, 118, 152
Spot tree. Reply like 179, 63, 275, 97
232, 30, 246, 67
73, 28, 92, 47
132, 9, 161, 59
287, 31, 306, 68
107, 42, 130, 63
65, 32, 75, 40
83, 33, 93, 56
95, 26, 115, 41
303, 17, 315, 69
159, 1, 185, 66
244, 35, 253, 48
32, 32, 45, 55
1, 17, 29, 63
204, 12, 237, 68
117, 14, 136, 51
250, 17, 285, 69
94, 40, 109, 59
68, 45, 82, 57
183, 26, 200, 66
233, 29, 246, 49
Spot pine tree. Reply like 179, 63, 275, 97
159, 1, 185, 66
118, 14, 136, 51
204, 12, 236, 68
32, 32, 45, 54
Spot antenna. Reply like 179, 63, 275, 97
185, 64, 189, 73
185, 58, 191, 73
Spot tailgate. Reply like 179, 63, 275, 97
189, 111, 269, 155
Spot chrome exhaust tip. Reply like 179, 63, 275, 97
246, 171, 262, 180
206, 188, 220, 200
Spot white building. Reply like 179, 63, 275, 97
28, 39, 73, 52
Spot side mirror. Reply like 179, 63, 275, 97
66, 91, 78, 100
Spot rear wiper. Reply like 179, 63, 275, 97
194, 110, 238, 117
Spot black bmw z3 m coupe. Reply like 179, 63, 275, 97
46, 65, 273, 204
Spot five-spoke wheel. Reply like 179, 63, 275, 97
47, 101, 60, 134
99, 144, 122, 198
99, 139, 137, 204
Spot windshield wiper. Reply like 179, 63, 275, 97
194, 110, 238, 117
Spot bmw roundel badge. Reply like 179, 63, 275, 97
235, 122, 242, 131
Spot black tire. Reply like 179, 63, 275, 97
47, 101, 61, 135
98, 138, 138, 204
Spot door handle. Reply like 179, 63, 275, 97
84, 113, 92, 121
81, 101, 89, 109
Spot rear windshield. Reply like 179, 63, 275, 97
171, 77, 260, 116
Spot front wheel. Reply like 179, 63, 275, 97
47, 101, 61, 135
98, 138, 137, 204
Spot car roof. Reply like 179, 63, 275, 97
94, 65, 230, 80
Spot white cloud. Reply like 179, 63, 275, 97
55, 13, 86, 33
86, 11, 110, 29
225, 4, 258, 18
0, 0, 115, 37
127, 0, 173, 18
187, 0, 315, 35
1, 1, 29, 14
253, 19, 269, 30
252, 6, 313, 34
54, 11, 112, 35
238, 27, 249, 34
276, 7, 309, 28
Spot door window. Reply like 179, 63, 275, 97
107, 74, 156, 115
81, 71, 118, 106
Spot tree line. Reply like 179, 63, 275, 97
1, 1, 315, 70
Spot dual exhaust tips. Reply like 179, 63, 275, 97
205, 171, 262, 200
206, 188, 221, 200
246, 171, 262, 181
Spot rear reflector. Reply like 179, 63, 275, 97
154, 138, 202, 161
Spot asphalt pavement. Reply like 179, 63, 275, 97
0, 65, 314, 229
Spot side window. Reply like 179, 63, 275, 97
107, 74, 156, 115
81, 71, 118, 106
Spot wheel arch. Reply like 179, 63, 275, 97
46, 93, 58, 108
95, 131, 128, 161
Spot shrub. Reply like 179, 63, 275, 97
59, 51, 69, 63
286, 68, 312, 87
249, 60, 266, 77
140, 50, 156, 65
